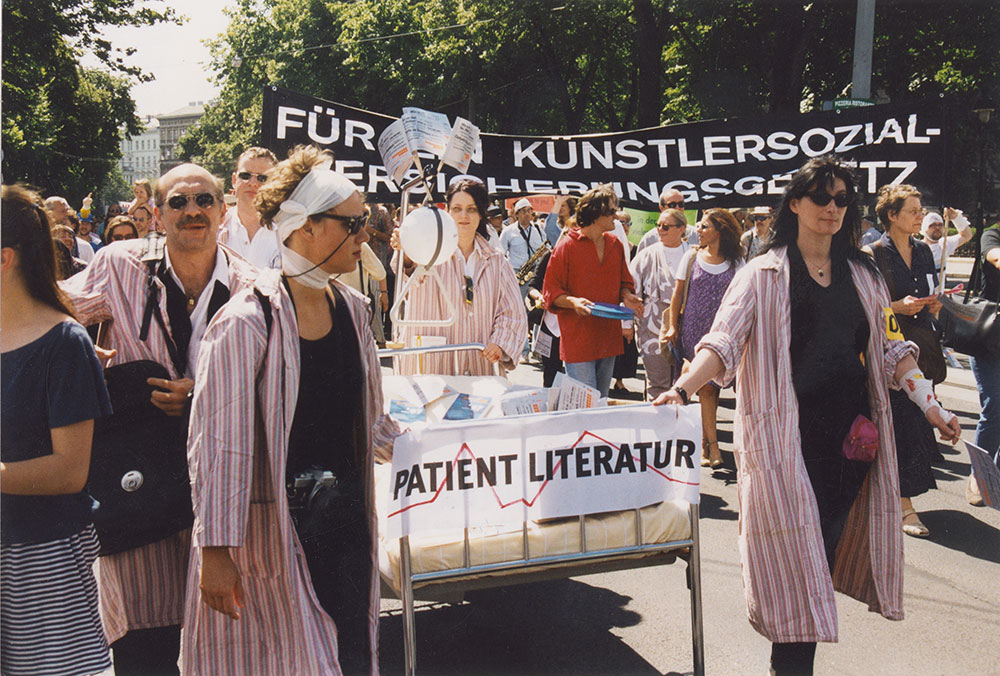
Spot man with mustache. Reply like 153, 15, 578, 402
61, 163, 257, 675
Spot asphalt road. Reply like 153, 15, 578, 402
378, 356, 998, 676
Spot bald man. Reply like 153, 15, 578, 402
61, 163, 258, 675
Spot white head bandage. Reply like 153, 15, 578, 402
271, 160, 359, 288
921, 211, 943, 238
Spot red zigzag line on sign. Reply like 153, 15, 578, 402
387, 430, 699, 518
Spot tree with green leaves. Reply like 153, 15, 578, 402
2, 0, 179, 205
180, 0, 997, 207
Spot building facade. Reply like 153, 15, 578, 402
119, 116, 160, 185
157, 102, 205, 175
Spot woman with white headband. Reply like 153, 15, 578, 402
181, 146, 398, 676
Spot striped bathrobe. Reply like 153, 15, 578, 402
698, 245, 912, 643
394, 235, 527, 375
180, 269, 398, 675
61, 240, 257, 643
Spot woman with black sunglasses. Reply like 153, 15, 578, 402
182, 145, 399, 675
653, 155, 961, 676
103, 216, 139, 244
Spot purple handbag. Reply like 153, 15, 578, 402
842, 414, 879, 462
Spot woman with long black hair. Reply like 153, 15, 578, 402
1, 184, 113, 676
654, 155, 960, 676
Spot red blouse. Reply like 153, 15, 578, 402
542, 228, 634, 363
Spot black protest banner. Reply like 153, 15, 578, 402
261, 85, 949, 209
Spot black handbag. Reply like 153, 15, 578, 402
88, 360, 193, 556
939, 288, 999, 357
938, 232, 1000, 357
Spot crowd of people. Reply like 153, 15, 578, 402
0, 147, 996, 676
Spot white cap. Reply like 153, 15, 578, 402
750, 206, 771, 216
514, 198, 533, 212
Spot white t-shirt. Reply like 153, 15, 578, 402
219, 209, 281, 269
75, 237, 95, 263
675, 249, 742, 281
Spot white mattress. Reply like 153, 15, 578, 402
375, 463, 692, 595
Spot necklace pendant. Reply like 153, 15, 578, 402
817, 269, 825, 277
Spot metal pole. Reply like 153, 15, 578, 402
400, 536, 417, 676
852, 0, 876, 100
688, 503, 705, 676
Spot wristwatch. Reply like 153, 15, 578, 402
670, 386, 690, 405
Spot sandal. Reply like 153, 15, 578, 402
706, 440, 724, 469
901, 508, 929, 537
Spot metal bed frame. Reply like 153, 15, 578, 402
376, 344, 705, 676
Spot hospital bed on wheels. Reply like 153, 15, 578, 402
375, 343, 705, 676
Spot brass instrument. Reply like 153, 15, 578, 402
516, 240, 551, 286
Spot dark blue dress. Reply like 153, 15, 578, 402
871, 234, 939, 497
1, 320, 113, 676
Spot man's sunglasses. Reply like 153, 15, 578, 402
166, 193, 218, 210
749, 215, 770, 222
317, 212, 367, 235
237, 171, 269, 183
804, 192, 853, 208
663, 200, 684, 209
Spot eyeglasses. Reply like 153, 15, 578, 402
166, 193, 218, 210
237, 171, 269, 183
900, 207, 923, 217
316, 212, 367, 235
658, 222, 685, 230
110, 231, 137, 242
663, 200, 684, 209
750, 215, 770, 222
804, 191, 852, 208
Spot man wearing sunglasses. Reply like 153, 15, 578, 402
740, 205, 773, 260
61, 162, 259, 676
636, 186, 700, 253
218, 146, 280, 269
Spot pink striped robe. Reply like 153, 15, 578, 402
180, 270, 398, 675
697, 245, 912, 643
395, 235, 527, 375
60, 240, 258, 643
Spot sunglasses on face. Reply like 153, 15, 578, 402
804, 191, 852, 208
316, 212, 367, 235
110, 231, 137, 242
750, 215, 770, 222
237, 171, 269, 183
658, 222, 685, 230
664, 200, 684, 209
166, 192, 218, 210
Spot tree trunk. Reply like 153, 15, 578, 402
633, 0, 663, 127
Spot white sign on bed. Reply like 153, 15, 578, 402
384, 404, 702, 539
